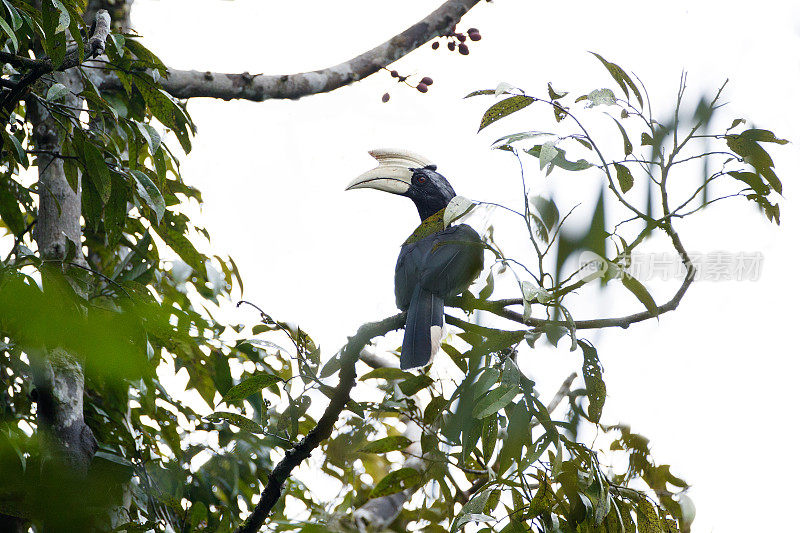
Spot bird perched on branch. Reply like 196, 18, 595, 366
347, 149, 484, 369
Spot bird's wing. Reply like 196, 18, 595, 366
419, 224, 484, 298
395, 241, 426, 310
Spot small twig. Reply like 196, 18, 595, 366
64, 261, 132, 299
237, 299, 303, 356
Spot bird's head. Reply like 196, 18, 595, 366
347, 149, 456, 221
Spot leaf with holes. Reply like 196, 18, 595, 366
613, 163, 634, 193
220, 373, 281, 404
478, 95, 534, 132
205, 412, 262, 434
579, 340, 605, 423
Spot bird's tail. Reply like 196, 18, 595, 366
401, 286, 445, 370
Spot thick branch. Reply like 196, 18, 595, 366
235, 313, 405, 533
98, 0, 480, 101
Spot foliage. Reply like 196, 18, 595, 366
0, 4, 787, 533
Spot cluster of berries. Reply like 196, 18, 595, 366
431, 27, 481, 55
382, 72, 434, 102
379, 27, 481, 102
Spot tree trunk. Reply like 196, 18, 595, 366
28, 67, 98, 474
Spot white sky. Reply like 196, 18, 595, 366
133, 1, 800, 531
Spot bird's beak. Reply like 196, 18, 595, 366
346, 148, 434, 195
346, 167, 412, 195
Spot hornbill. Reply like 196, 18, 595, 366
347, 149, 484, 369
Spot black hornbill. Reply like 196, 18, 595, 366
347, 149, 484, 369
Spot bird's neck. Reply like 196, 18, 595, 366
414, 197, 451, 221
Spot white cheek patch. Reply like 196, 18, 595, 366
430, 325, 446, 360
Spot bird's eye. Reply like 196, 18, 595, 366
415, 175, 427, 184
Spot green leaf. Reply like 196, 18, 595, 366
727, 170, 769, 195
80, 137, 111, 202
547, 82, 567, 100
726, 133, 783, 194
1, 1, 22, 31
589, 52, 643, 106
360, 367, 415, 381
4, 133, 28, 169
578, 340, 605, 423
530, 196, 559, 230
539, 142, 558, 170
497, 400, 531, 474
399, 374, 434, 396
370, 467, 421, 498
0, 177, 25, 235
153, 214, 205, 273
481, 412, 498, 460
220, 373, 281, 404
738, 128, 788, 145
424, 395, 448, 424
45, 82, 69, 102
492, 131, 553, 148
41, 0, 67, 67
635, 499, 662, 533
453, 490, 492, 530
641, 132, 654, 146
580, 88, 616, 108
473, 367, 501, 399
0, 13, 18, 51
525, 145, 592, 173
205, 411, 262, 434
613, 163, 634, 193
189, 501, 208, 529
611, 117, 633, 156
130, 170, 165, 224
359, 435, 412, 453
472, 386, 518, 419
464, 89, 496, 98
620, 272, 658, 316
137, 122, 162, 154
478, 95, 534, 132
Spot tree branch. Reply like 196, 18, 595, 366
0, 10, 111, 115
235, 313, 406, 533
448, 265, 694, 331
98, 0, 481, 101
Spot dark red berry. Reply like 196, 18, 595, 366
416, 83, 428, 93
458, 43, 469, 55
447, 41, 456, 51
467, 27, 479, 35
421, 76, 433, 86
457, 33, 466, 42
431, 41, 439, 50
382, 93, 390, 103
390, 70, 399, 78
469, 32, 481, 41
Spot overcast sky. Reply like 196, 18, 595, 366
133, 1, 800, 530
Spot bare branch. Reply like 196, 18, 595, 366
98, 0, 481, 101
235, 313, 405, 533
